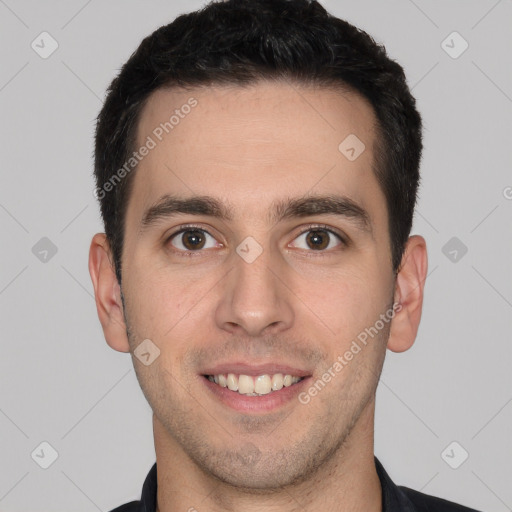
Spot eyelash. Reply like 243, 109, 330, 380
166, 223, 347, 256
293, 224, 347, 249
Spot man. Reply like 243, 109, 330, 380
88, 0, 481, 510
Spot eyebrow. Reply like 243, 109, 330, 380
139, 193, 372, 236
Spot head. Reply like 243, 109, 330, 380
90, 0, 427, 492
94, 0, 422, 284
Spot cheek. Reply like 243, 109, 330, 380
302, 266, 384, 332
295, 267, 392, 381
124, 265, 216, 372
123, 265, 187, 338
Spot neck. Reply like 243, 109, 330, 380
154, 399, 382, 512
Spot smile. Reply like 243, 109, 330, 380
206, 373, 303, 396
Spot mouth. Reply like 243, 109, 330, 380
204, 373, 304, 396
200, 363, 311, 413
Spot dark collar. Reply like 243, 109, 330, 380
135, 456, 418, 512
375, 457, 418, 511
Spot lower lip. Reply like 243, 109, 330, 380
202, 376, 311, 413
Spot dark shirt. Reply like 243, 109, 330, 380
109, 456, 481, 512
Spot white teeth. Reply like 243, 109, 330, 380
208, 373, 302, 396
254, 375, 272, 395
227, 373, 238, 391
271, 373, 284, 390
238, 375, 255, 394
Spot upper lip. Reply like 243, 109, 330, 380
202, 362, 311, 378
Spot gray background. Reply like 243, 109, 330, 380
1, 0, 511, 510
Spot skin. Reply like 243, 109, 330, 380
89, 80, 428, 512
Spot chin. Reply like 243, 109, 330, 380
192, 440, 329, 491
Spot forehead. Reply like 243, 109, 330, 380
127, 80, 384, 230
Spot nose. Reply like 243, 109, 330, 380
214, 245, 294, 337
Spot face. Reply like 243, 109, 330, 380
119, 81, 397, 489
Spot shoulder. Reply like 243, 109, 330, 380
107, 501, 140, 512
400, 486, 483, 512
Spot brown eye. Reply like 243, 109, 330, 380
290, 228, 343, 251
308, 230, 332, 250
169, 229, 218, 251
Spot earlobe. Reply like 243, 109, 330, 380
88, 233, 131, 353
387, 235, 428, 353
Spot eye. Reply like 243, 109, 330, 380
168, 227, 221, 252
290, 226, 344, 251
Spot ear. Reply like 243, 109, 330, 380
387, 235, 428, 353
88, 233, 130, 353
